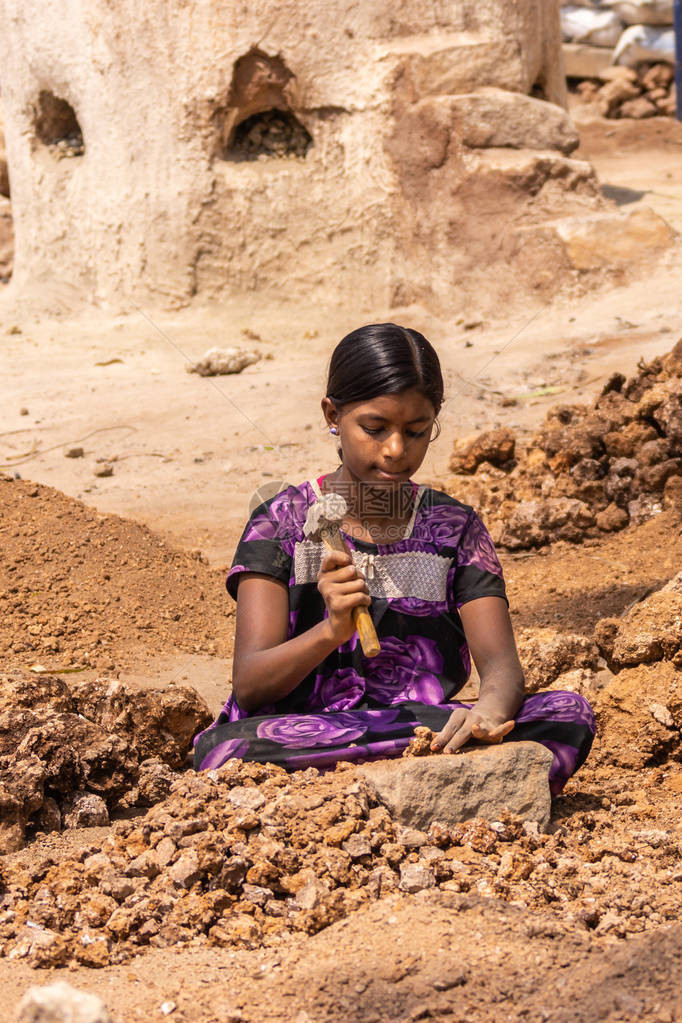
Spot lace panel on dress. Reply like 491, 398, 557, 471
294, 540, 451, 601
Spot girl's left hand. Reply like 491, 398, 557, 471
430, 706, 514, 754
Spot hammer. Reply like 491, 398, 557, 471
303, 493, 381, 658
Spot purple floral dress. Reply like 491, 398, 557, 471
194, 480, 595, 794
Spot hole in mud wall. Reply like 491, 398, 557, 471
216, 48, 312, 161
34, 90, 84, 157
228, 109, 312, 161
0, 94, 12, 283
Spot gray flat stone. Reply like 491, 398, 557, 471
356, 742, 553, 832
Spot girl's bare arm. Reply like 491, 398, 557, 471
431, 596, 525, 753
231, 550, 370, 712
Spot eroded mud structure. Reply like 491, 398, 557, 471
1, 0, 669, 313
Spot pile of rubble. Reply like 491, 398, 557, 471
574, 63, 677, 118
449, 338, 682, 550
2, 744, 682, 972
0, 672, 212, 853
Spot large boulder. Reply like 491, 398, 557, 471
448, 88, 579, 154
357, 742, 554, 831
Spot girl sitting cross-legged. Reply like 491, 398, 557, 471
194, 323, 595, 793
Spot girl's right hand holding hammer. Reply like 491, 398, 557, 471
317, 550, 371, 646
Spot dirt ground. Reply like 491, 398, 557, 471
1, 111, 682, 1021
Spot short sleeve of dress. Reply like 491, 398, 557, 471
448, 509, 508, 609
226, 498, 294, 600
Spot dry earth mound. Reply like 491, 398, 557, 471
0, 474, 232, 671
449, 337, 682, 550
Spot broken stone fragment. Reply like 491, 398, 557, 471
649, 703, 674, 729
227, 786, 266, 811
168, 850, 202, 889
63, 792, 110, 829
516, 628, 600, 693
399, 860, 436, 893
449, 428, 515, 475
16, 980, 116, 1022
402, 725, 435, 758
186, 348, 261, 377
136, 758, 177, 806
595, 572, 682, 671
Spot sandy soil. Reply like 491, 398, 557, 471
1, 113, 682, 1021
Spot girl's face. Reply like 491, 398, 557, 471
322, 388, 436, 484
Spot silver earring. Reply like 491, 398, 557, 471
329, 426, 339, 436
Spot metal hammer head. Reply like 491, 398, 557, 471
303, 492, 348, 540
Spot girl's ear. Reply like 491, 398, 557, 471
430, 419, 441, 442
321, 396, 339, 430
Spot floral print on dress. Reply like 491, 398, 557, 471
364, 635, 445, 706
196, 479, 596, 793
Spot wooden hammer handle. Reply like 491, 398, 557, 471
320, 529, 381, 659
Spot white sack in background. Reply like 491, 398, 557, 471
561, 6, 625, 47
603, 0, 674, 26
613, 23, 675, 64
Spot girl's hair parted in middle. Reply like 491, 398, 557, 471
326, 323, 444, 415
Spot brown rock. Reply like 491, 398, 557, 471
517, 628, 600, 692
595, 574, 682, 671
636, 459, 681, 493
68, 678, 212, 769
598, 77, 641, 116
603, 422, 657, 458
209, 914, 262, 948
15, 713, 138, 803
136, 758, 177, 806
450, 428, 515, 474
597, 66, 638, 85
499, 498, 596, 549
0, 755, 46, 852
402, 726, 436, 757
596, 503, 630, 532
448, 88, 579, 155
655, 393, 682, 447
16, 981, 115, 1022
399, 861, 435, 893
641, 64, 674, 91
552, 208, 675, 272
169, 850, 202, 889
63, 792, 110, 829
620, 97, 657, 119
663, 474, 682, 514
9, 925, 70, 968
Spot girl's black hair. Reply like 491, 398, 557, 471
326, 323, 444, 414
